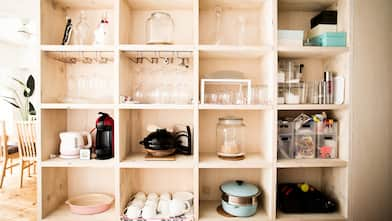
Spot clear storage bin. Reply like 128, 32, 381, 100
278, 120, 294, 159
316, 121, 338, 159
285, 83, 302, 104
294, 122, 316, 159
278, 60, 303, 83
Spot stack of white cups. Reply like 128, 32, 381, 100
125, 191, 193, 220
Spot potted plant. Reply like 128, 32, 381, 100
1, 74, 36, 121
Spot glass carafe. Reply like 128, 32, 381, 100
216, 117, 246, 158
74, 11, 90, 45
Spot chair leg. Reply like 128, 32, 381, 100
19, 160, 24, 188
28, 161, 31, 177
10, 158, 13, 175
0, 158, 8, 188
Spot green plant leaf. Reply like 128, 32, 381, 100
12, 77, 26, 87
3, 99, 20, 109
24, 75, 35, 97
29, 102, 36, 116
0, 96, 16, 101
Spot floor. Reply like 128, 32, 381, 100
0, 169, 37, 221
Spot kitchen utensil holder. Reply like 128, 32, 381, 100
128, 51, 192, 67
52, 51, 114, 64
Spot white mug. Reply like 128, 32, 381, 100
157, 199, 170, 216
131, 198, 145, 209
160, 192, 171, 201
145, 199, 158, 209
147, 192, 159, 200
134, 192, 146, 201
169, 199, 191, 217
125, 205, 141, 218
173, 191, 194, 206
142, 205, 156, 219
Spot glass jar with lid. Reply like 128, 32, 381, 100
216, 116, 246, 158
145, 12, 174, 44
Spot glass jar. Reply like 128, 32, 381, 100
216, 117, 246, 158
146, 12, 174, 44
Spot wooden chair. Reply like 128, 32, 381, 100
0, 121, 20, 188
16, 121, 37, 188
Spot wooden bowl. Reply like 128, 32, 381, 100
65, 193, 114, 215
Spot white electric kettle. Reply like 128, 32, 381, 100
59, 132, 92, 159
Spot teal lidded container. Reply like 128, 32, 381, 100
220, 180, 262, 217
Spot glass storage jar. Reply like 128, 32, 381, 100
145, 12, 174, 44
216, 116, 246, 158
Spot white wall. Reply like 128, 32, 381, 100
0, 0, 39, 134
352, 0, 392, 220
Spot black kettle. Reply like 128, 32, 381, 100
139, 129, 176, 151
139, 126, 192, 155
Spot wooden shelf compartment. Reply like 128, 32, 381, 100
119, 0, 194, 45
40, 109, 115, 164
41, 167, 116, 220
41, 0, 115, 45
120, 168, 195, 218
277, 167, 348, 220
199, 0, 274, 47
200, 110, 275, 164
199, 168, 274, 220
278, 0, 351, 47
277, 53, 350, 106
278, 109, 350, 162
119, 109, 194, 166
41, 51, 115, 104
199, 51, 274, 105
119, 51, 195, 106
41, 45, 115, 52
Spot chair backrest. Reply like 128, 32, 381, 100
16, 121, 37, 160
0, 120, 7, 160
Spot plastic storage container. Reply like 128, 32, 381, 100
279, 60, 303, 83
316, 121, 338, 159
285, 83, 305, 104
146, 12, 174, 44
309, 32, 346, 47
278, 83, 286, 104
278, 120, 295, 159
216, 117, 246, 158
294, 122, 316, 159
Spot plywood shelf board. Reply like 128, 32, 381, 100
41, 158, 115, 168
276, 210, 346, 221
278, 46, 349, 59
277, 159, 348, 168
120, 153, 194, 168
52, 0, 114, 10
42, 204, 116, 221
199, 152, 271, 168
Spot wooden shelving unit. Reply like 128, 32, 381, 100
38, 0, 352, 220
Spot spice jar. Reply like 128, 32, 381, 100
145, 12, 174, 44
216, 117, 246, 158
